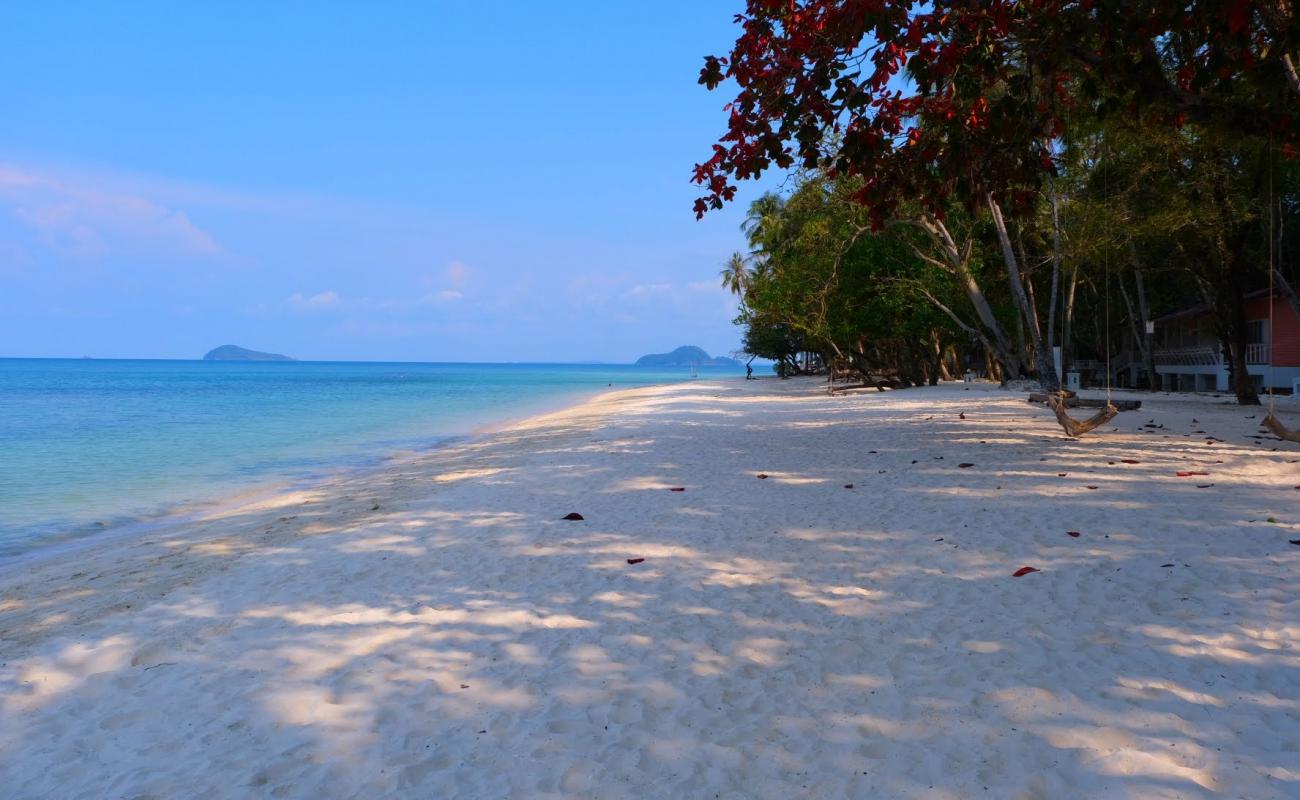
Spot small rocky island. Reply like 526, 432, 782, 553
202, 345, 295, 362
634, 345, 739, 367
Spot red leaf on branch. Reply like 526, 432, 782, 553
1012, 566, 1040, 577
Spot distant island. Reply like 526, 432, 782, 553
635, 345, 739, 367
202, 345, 295, 362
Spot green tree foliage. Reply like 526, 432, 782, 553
703, 3, 1300, 404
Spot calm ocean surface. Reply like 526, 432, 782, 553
0, 359, 741, 558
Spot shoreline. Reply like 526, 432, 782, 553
0, 379, 661, 569
2, 378, 1298, 798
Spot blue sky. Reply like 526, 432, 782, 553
0, 2, 774, 361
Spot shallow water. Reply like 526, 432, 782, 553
0, 359, 739, 557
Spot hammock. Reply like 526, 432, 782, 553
1263, 412, 1300, 443
1046, 393, 1119, 437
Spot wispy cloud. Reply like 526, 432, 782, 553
286, 290, 341, 311
625, 282, 673, 297
0, 164, 221, 259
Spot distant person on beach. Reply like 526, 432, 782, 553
746, 364, 753, 380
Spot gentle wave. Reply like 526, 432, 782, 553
0, 359, 742, 557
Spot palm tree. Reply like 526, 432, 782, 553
719, 251, 750, 296
741, 193, 785, 253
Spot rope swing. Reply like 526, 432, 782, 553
1262, 140, 1300, 443
1043, 141, 1118, 438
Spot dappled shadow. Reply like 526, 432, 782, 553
1, 379, 1297, 798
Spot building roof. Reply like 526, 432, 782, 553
1151, 288, 1275, 325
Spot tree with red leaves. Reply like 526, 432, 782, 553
694, 1, 1300, 226
698, 1, 1300, 403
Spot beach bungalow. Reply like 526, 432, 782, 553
1136, 290, 1300, 393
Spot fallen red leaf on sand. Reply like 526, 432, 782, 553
1120, 459, 1140, 464
1086, 485, 1099, 490
668, 487, 686, 492
756, 473, 769, 479
1290, 539, 1300, 545
626, 558, 645, 565
1057, 473, 1067, 477
1013, 566, 1040, 577
1197, 484, 1214, 488
959, 412, 966, 419
1175, 471, 1210, 477
958, 463, 975, 468
1067, 531, 1081, 538
562, 512, 584, 521
844, 484, 854, 489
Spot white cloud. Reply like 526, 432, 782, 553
286, 290, 341, 311
0, 163, 221, 259
625, 282, 673, 297
435, 289, 464, 302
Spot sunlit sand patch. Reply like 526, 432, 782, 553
603, 476, 685, 492
825, 673, 887, 690
4, 634, 136, 713
589, 590, 653, 608
1111, 676, 1224, 707
335, 533, 424, 556
187, 538, 256, 557
430, 466, 507, 484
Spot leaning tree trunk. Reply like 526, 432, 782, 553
988, 195, 1061, 391
1274, 268, 1300, 318
911, 215, 1024, 378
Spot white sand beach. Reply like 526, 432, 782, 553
2, 379, 1298, 799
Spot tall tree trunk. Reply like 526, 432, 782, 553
1118, 276, 1143, 389
1208, 158, 1262, 405
1062, 263, 1079, 373
988, 195, 1061, 390
1223, 277, 1261, 404
1046, 184, 1064, 352
1133, 265, 1160, 391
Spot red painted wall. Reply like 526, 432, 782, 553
1244, 295, 1300, 367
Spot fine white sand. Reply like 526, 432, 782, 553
2, 379, 1298, 799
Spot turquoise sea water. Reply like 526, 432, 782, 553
0, 359, 740, 558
